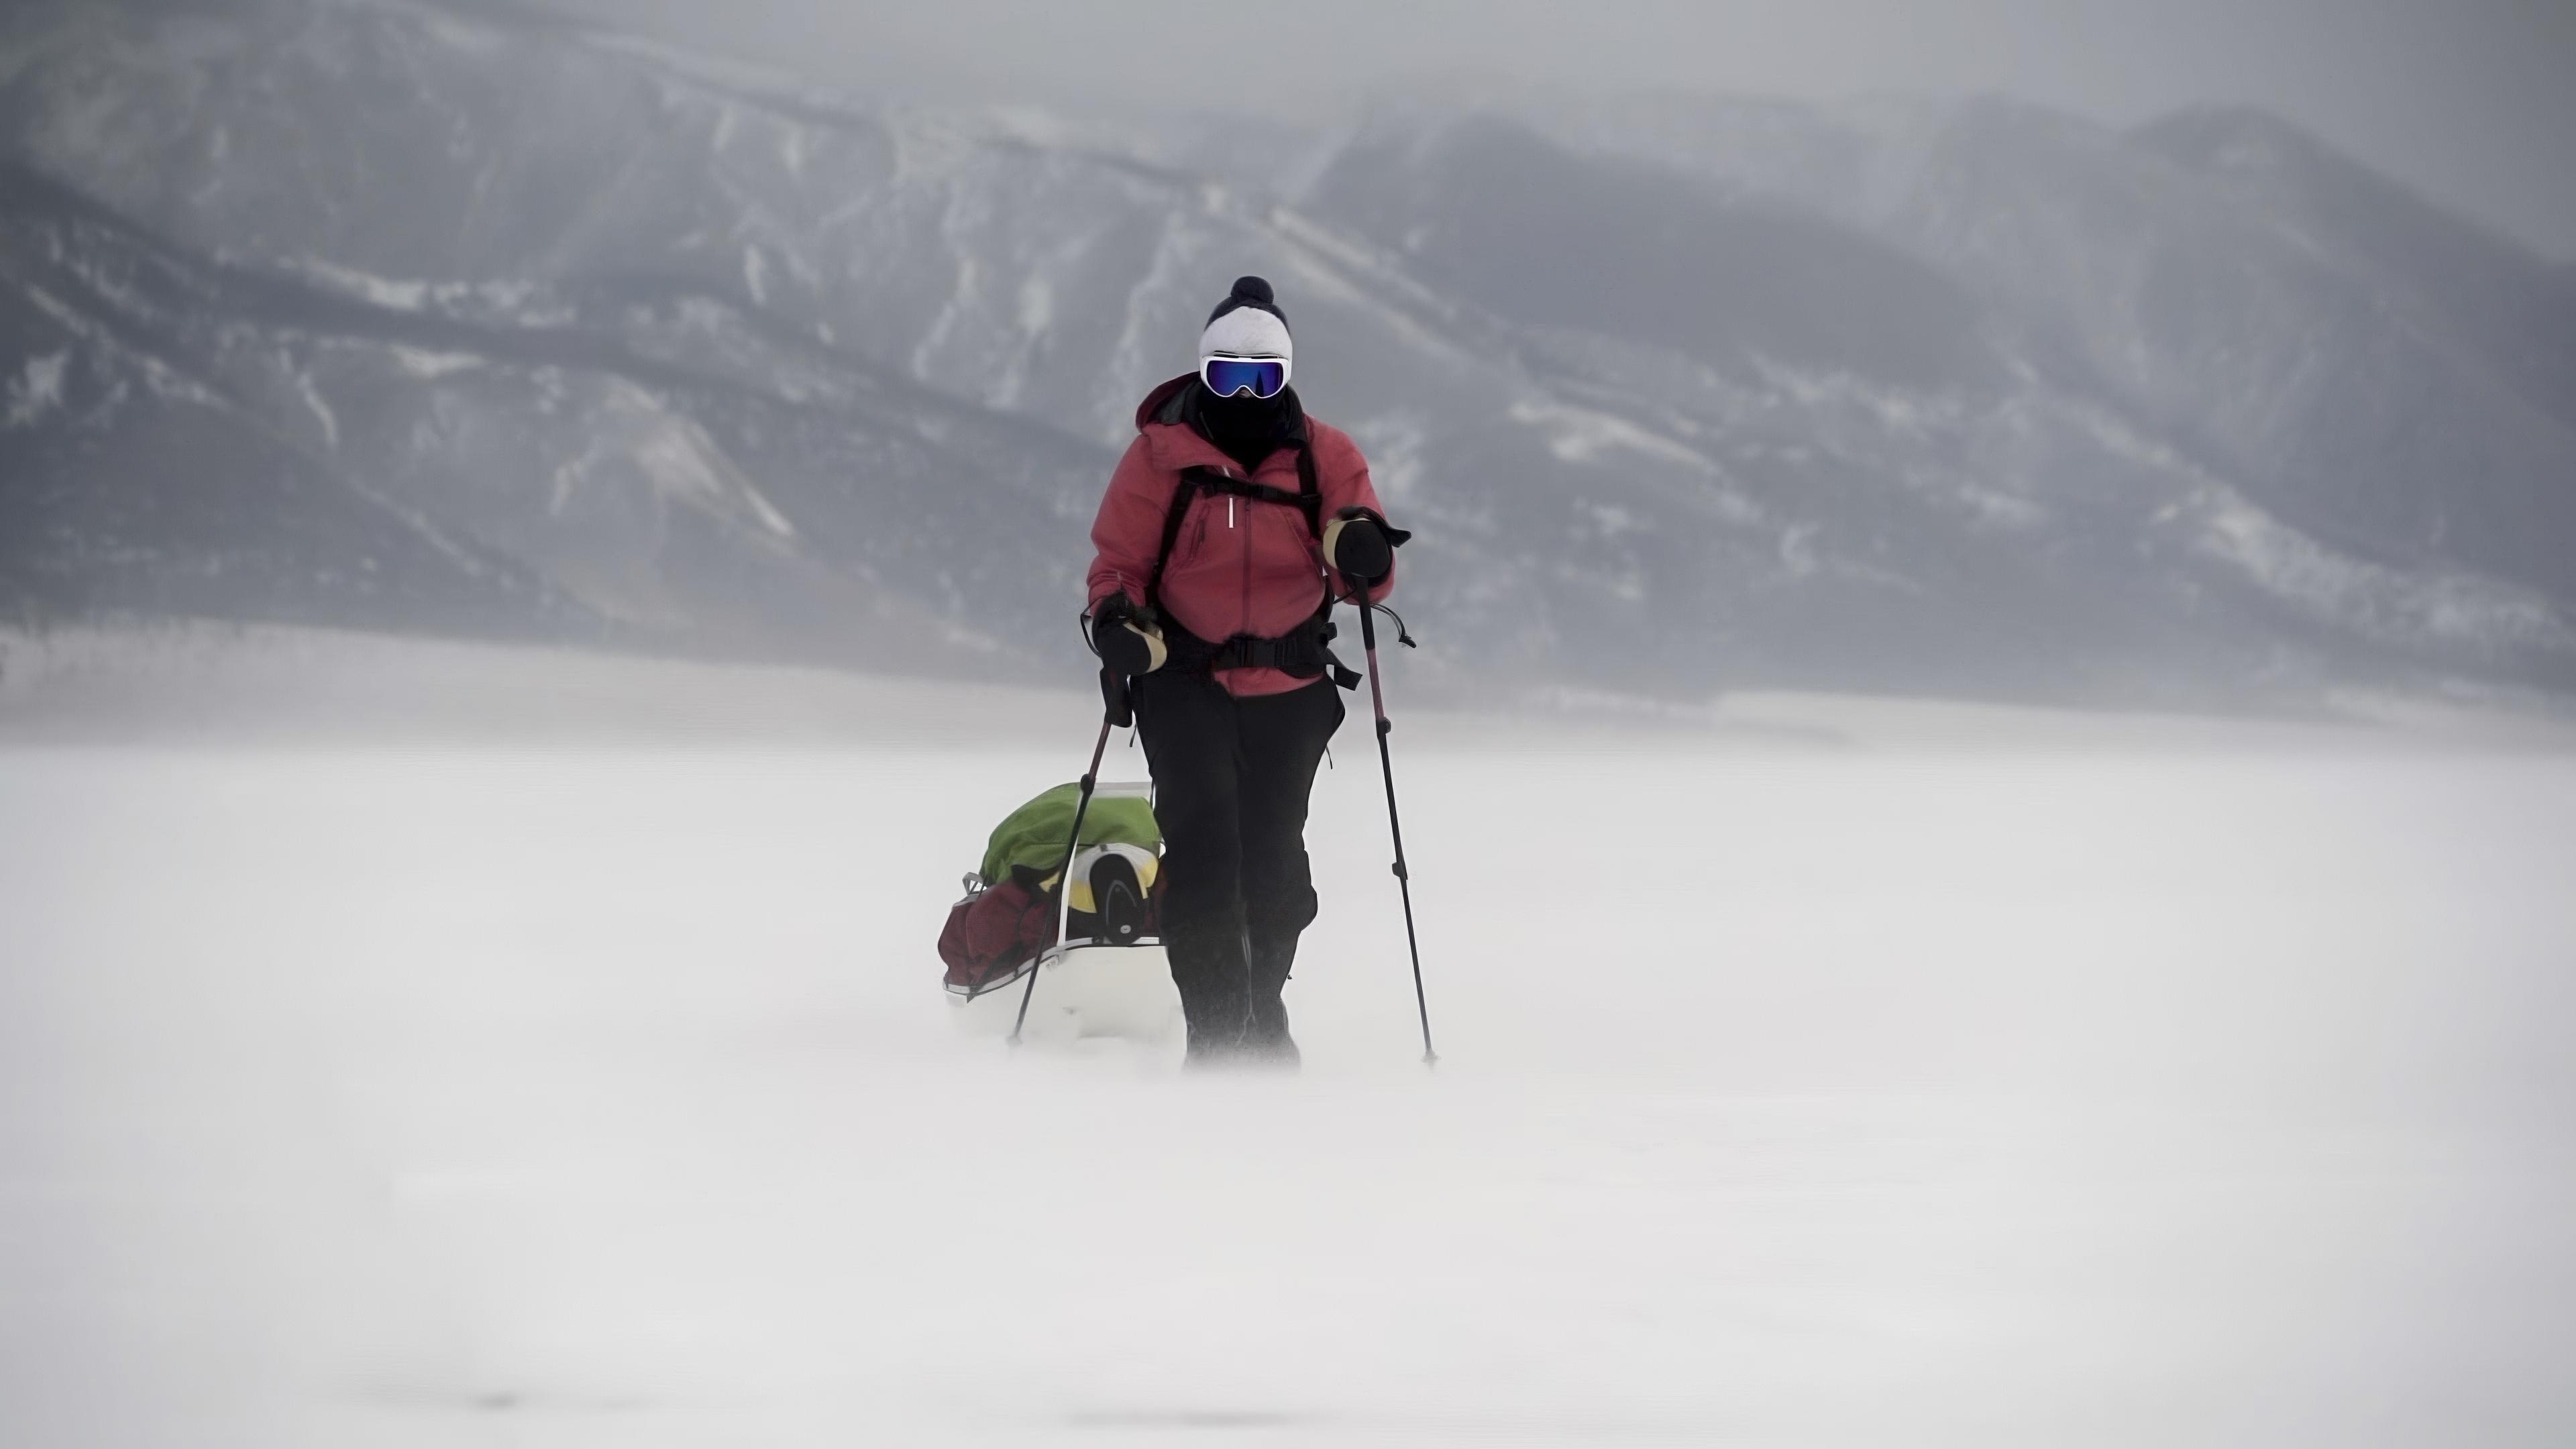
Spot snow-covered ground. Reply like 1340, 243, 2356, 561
4, 628, 2573, 1446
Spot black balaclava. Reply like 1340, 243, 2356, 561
1189, 275, 1298, 472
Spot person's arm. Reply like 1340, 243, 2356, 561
1315, 430, 1403, 604
1087, 439, 1176, 677
1087, 437, 1169, 611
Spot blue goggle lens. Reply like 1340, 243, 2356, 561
1203, 357, 1287, 399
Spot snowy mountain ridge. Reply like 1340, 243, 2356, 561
3, 0, 2571, 706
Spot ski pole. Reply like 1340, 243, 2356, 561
1355, 598, 1437, 1066
1009, 706, 1116, 1047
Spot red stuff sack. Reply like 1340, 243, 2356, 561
938, 869, 1061, 997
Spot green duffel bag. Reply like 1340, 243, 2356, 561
978, 781, 1159, 888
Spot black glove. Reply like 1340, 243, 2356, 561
1088, 594, 1167, 678
1324, 511, 1401, 586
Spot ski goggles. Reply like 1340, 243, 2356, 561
1201, 354, 1290, 400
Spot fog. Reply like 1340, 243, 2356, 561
5, 1, 2575, 1444
5, 627, 2574, 1445
570, 0, 2576, 262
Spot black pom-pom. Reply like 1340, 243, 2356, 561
1205, 274, 1288, 329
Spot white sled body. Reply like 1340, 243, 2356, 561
949, 941, 1183, 1048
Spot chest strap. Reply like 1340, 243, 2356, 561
1144, 445, 1326, 616
1139, 441, 1352, 688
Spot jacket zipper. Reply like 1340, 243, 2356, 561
1238, 490, 1252, 635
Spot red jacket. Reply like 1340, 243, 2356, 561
1087, 375, 1396, 697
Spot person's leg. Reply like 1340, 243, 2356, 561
1133, 672, 1251, 1058
1232, 681, 1345, 1061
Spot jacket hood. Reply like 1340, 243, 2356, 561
1133, 372, 1198, 432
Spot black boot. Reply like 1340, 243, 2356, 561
1240, 991, 1299, 1067
1238, 926, 1302, 1069
1168, 914, 1250, 1064
1173, 967, 1250, 1064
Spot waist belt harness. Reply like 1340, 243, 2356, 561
1161, 612, 1356, 688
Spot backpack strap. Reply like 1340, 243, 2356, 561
1141, 468, 1199, 619
1293, 444, 1325, 543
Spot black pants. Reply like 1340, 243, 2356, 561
1134, 672, 1345, 1060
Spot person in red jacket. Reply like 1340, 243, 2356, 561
1086, 276, 1404, 1066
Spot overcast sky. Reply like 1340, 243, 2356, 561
559, 0, 2576, 261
